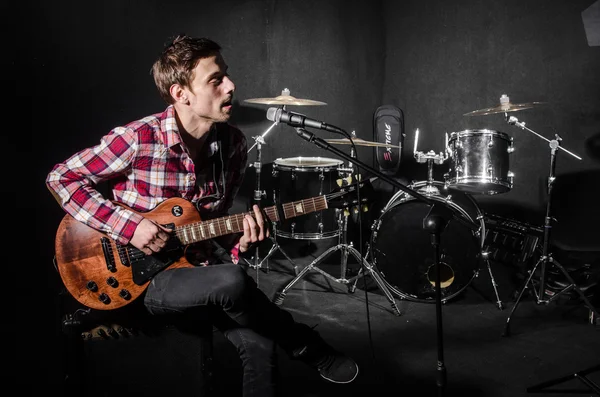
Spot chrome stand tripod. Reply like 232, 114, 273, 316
244, 120, 299, 282
502, 115, 599, 336
273, 146, 402, 316
273, 201, 402, 316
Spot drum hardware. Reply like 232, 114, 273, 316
244, 88, 327, 106
496, 110, 598, 336
408, 131, 504, 309
291, 125, 485, 393
413, 127, 448, 195
273, 146, 402, 316
463, 94, 546, 117
273, 198, 403, 316
244, 115, 299, 281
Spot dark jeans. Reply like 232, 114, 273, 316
143, 263, 313, 397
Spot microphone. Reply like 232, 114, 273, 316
266, 107, 344, 134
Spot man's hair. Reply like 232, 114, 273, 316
151, 35, 222, 104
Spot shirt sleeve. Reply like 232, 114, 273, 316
45, 127, 144, 245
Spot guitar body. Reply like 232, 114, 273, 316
55, 198, 198, 311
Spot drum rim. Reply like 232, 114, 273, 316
273, 156, 344, 171
276, 229, 341, 240
379, 179, 485, 248
372, 184, 485, 303
445, 177, 513, 188
449, 129, 510, 139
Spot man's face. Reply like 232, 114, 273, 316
186, 53, 235, 122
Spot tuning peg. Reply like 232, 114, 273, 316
336, 175, 353, 187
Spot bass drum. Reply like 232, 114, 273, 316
371, 181, 485, 303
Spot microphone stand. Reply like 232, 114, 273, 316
293, 126, 481, 396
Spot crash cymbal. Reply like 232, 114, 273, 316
464, 94, 546, 116
244, 95, 327, 106
325, 138, 400, 148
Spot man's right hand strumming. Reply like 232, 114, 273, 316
130, 218, 172, 255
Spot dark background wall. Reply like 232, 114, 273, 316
19, 0, 600, 392
382, 0, 600, 217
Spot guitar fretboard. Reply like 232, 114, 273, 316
175, 196, 328, 245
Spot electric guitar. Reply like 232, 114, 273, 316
55, 178, 374, 310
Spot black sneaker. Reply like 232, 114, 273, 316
293, 343, 359, 384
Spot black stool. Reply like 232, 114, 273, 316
59, 290, 214, 397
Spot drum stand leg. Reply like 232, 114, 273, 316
245, 133, 298, 282
273, 211, 402, 316
526, 364, 600, 395
482, 252, 504, 310
249, 225, 299, 276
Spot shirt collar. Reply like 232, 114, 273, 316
160, 105, 219, 157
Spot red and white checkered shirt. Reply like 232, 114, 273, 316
46, 105, 248, 260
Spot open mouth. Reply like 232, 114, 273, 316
222, 98, 233, 108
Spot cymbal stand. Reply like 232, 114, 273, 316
273, 145, 402, 316
502, 115, 599, 337
245, 118, 299, 282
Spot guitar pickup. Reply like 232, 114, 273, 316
101, 237, 117, 272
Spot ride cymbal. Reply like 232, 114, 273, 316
464, 94, 546, 116
325, 138, 400, 148
244, 95, 327, 106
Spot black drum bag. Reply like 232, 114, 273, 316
373, 105, 404, 176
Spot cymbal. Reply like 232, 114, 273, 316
325, 138, 400, 148
464, 101, 546, 116
244, 94, 327, 106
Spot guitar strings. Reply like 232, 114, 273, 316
111, 189, 349, 261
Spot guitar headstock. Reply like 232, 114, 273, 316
326, 176, 377, 209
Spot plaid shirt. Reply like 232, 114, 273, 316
46, 105, 248, 261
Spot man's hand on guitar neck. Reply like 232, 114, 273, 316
131, 218, 173, 255
239, 205, 270, 254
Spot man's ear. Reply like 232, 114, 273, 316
170, 84, 188, 103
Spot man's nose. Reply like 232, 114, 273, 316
224, 76, 235, 92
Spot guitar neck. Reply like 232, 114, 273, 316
175, 195, 328, 245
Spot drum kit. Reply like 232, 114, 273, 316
243, 91, 596, 322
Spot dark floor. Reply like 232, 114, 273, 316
209, 236, 600, 397
49, 229, 600, 397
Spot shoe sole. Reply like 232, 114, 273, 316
319, 364, 359, 384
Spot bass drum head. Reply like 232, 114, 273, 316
372, 189, 482, 303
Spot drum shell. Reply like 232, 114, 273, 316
445, 129, 513, 195
272, 157, 344, 239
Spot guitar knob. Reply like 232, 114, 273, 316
106, 277, 119, 287
119, 289, 131, 300
86, 281, 98, 292
98, 293, 111, 304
